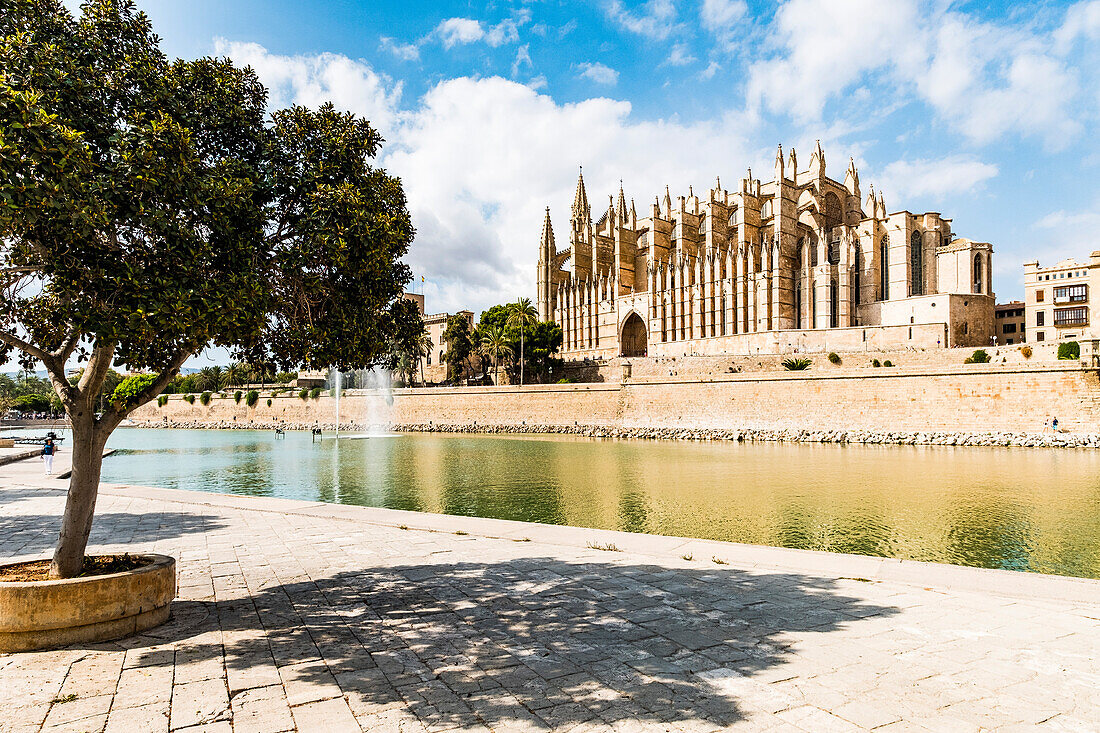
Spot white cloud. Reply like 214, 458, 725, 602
214, 42, 764, 314
215, 40, 402, 136
577, 62, 620, 85
877, 155, 998, 200
747, 0, 1086, 148
512, 44, 532, 77
436, 18, 486, 48
699, 61, 721, 80
379, 36, 420, 61
1055, 0, 1100, 47
701, 0, 748, 46
667, 44, 697, 66
605, 0, 678, 40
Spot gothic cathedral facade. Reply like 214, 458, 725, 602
537, 142, 994, 359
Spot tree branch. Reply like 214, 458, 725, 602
77, 339, 118, 399
0, 329, 55, 365
53, 327, 81, 362
99, 348, 193, 432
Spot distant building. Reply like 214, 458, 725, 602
1023, 254, 1097, 344
538, 142, 994, 359
403, 292, 474, 382
994, 301, 1025, 344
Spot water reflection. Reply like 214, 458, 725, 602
90, 428, 1100, 579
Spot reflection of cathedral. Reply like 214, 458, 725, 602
537, 143, 994, 359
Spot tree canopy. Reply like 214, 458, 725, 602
0, 0, 421, 577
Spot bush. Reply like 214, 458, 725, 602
781, 357, 812, 371
1058, 341, 1080, 360
110, 373, 159, 409
234, 390, 243, 404
199, 391, 212, 406
557, 377, 578, 384
871, 359, 881, 368
298, 388, 308, 400
12, 394, 51, 412
266, 398, 272, 406
827, 352, 841, 365
246, 390, 259, 407
183, 393, 195, 404
1020, 345, 1033, 359
966, 349, 990, 364
309, 387, 321, 399
883, 360, 893, 367
157, 395, 169, 407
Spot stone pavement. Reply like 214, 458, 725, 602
2, 456, 1099, 732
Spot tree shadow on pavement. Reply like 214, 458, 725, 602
143, 555, 899, 730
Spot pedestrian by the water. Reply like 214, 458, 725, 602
1052, 416, 1060, 432
42, 437, 56, 475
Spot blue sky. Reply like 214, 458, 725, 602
48, 0, 1100, 364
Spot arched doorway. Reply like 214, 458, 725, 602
620, 312, 647, 357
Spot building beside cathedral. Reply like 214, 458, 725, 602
537, 142, 994, 359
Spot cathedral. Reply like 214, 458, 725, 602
537, 142, 994, 359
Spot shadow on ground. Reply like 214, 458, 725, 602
139, 555, 899, 729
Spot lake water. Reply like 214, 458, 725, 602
16, 427, 1100, 579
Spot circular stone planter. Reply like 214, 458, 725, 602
0, 554, 176, 652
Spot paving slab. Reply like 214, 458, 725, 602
2, 462, 1099, 731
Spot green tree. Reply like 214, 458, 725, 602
442, 315, 474, 383
506, 298, 538, 386
479, 325, 513, 385
0, 1, 418, 578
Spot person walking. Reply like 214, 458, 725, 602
42, 437, 56, 475
1052, 416, 1060, 433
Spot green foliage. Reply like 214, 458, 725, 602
111, 374, 159, 410
966, 349, 991, 364
183, 394, 195, 404
883, 360, 893, 367
1058, 341, 1080, 360
442, 315, 474, 382
781, 357, 812, 371
234, 390, 243, 404
11, 393, 50, 412
1020, 345, 1033, 359
298, 388, 308, 400
871, 359, 881, 367
266, 398, 272, 406
245, 390, 259, 407
199, 391, 212, 406
557, 377, 578, 384
473, 303, 563, 384
309, 387, 321, 399
827, 352, 841, 365
157, 394, 169, 407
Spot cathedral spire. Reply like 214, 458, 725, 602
809, 140, 825, 179
845, 156, 860, 198
616, 180, 627, 222
540, 206, 555, 253
571, 166, 590, 221
787, 147, 797, 174
774, 144, 784, 182
663, 185, 672, 217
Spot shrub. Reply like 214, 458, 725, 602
1058, 341, 1080, 360
827, 352, 841, 365
110, 373, 159, 409
871, 359, 881, 368
298, 388, 308, 400
183, 393, 195, 404
246, 390, 259, 407
157, 394, 169, 407
199, 391, 212, 406
309, 387, 321, 399
234, 390, 243, 404
266, 398, 272, 407
883, 360, 893, 367
1020, 345, 1033, 359
781, 357, 812, 371
967, 349, 990, 364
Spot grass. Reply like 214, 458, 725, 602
398, 524, 409, 530
513, 537, 531, 543
52, 694, 78, 704
680, 553, 694, 561
839, 576, 873, 583
586, 541, 622, 552
454, 530, 468, 536
711, 556, 728, 565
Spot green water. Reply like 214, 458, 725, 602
73, 428, 1100, 579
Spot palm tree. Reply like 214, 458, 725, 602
479, 325, 513, 385
414, 333, 434, 386
506, 297, 538, 386
224, 362, 248, 388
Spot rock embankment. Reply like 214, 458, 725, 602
129, 418, 1100, 448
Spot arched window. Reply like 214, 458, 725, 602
973, 253, 983, 294
879, 235, 889, 301
910, 230, 924, 296
829, 279, 839, 328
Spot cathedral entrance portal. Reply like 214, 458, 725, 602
620, 312, 647, 357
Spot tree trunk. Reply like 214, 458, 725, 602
48, 414, 108, 579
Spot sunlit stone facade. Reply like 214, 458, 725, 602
537, 142, 994, 358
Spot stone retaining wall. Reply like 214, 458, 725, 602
130, 363, 1100, 439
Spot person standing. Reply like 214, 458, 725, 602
42, 437, 56, 475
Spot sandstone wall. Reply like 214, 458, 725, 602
132, 364, 1100, 435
